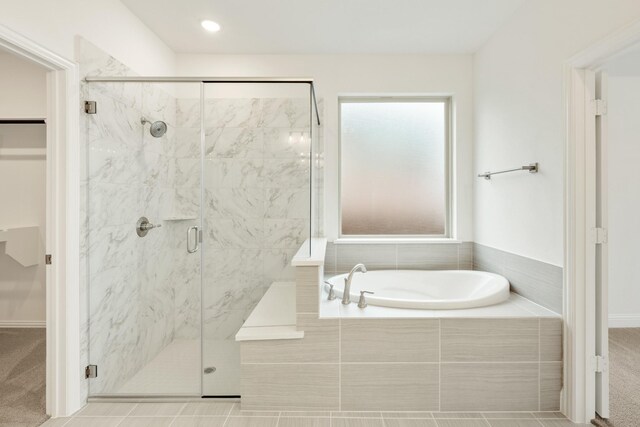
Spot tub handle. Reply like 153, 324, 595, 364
358, 290, 374, 309
324, 281, 337, 301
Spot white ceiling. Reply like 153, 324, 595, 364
121, 0, 525, 54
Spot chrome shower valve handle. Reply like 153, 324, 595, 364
136, 216, 161, 237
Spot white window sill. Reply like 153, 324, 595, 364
333, 237, 462, 245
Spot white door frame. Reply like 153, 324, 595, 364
0, 24, 81, 417
564, 19, 640, 423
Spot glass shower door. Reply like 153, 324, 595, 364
86, 81, 202, 396
201, 83, 312, 396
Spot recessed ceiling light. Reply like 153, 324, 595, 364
201, 20, 221, 33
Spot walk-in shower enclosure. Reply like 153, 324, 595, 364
82, 73, 321, 397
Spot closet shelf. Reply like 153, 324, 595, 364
0, 148, 46, 158
0, 226, 40, 267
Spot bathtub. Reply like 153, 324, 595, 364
325, 270, 510, 309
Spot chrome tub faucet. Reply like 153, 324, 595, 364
342, 263, 367, 305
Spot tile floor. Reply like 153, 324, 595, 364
39, 402, 593, 426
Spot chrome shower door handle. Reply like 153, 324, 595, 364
187, 226, 200, 253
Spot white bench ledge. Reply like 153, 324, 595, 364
291, 238, 327, 266
236, 282, 304, 342
236, 325, 303, 342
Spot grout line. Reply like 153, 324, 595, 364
113, 403, 139, 427
438, 318, 442, 413
338, 316, 342, 412
538, 317, 542, 412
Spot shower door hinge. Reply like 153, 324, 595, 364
592, 99, 607, 116
45, 254, 52, 265
593, 355, 608, 373
591, 227, 608, 244
199, 229, 203, 243
84, 101, 97, 114
85, 365, 98, 379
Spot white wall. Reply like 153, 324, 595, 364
473, 0, 640, 266
0, 0, 175, 76
177, 54, 474, 241
0, 53, 47, 119
606, 73, 640, 325
0, 53, 47, 326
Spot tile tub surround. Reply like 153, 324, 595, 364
324, 242, 474, 273
40, 402, 591, 427
325, 242, 562, 314
473, 244, 563, 314
238, 262, 563, 412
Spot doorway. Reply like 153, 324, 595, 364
0, 48, 48, 426
592, 48, 640, 426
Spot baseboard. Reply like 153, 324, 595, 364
0, 320, 45, 328
609, 314, 640, 328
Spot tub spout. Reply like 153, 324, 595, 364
342, 263, 367, 305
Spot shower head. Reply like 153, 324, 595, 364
141, 117, 167, 138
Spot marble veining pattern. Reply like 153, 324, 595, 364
80, 38, 321, 396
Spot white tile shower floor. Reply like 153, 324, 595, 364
118, 339, 240, 396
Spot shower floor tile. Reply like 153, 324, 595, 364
118, 339, 200, 395
116, 338, 240, 396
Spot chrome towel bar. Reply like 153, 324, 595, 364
478, 163, 538, 180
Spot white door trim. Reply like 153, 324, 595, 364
564, 18, 640, 423
0, 24, 81, 417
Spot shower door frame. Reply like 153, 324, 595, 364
83, 75, 321, 398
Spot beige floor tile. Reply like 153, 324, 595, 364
433, 413, 484, 419
280, 411, 331, 417
229, 402, 279, 417
39, 419, 72, 427
64, 417, 125, 427
434, 420, 490, 427
486, 420, 542, 427
224, 416, 279, 427
179, 402, 234, 416
482, 413, 535, 419
384, 419, 438, 427
532, 412, 566, 419
539, 421, 592, 427
278, 417, 331, 427
75, 402, 137, 417
117, 417, 174, 427
383, 412, 434, 419
332, 412, 382, 418
128, 403, 185, 416
170, 417, 227, 427
331, 419, 385, 427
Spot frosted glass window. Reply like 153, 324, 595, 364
340, 99, 448, 236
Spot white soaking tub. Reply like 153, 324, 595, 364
325, 270, 510, 310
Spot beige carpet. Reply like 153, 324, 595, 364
0, 328, 48, 427
594, 328, 640, 427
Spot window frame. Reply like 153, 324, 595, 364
338, 95, 453, 239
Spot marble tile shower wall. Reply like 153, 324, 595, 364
173, 97, 313, 343
79, 39, 196, 394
